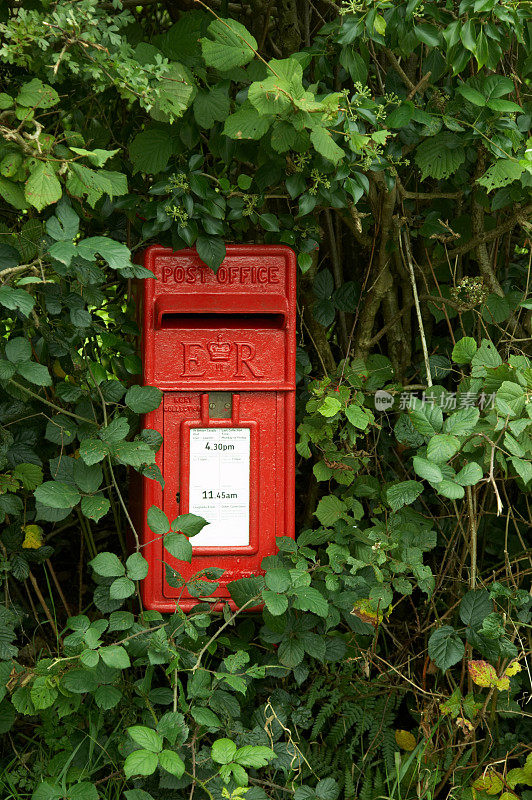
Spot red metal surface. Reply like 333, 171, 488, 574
135, 245, 296, 611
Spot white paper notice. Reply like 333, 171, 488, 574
188, 428, 250, 547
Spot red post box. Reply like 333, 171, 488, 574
136, 245, 296, 611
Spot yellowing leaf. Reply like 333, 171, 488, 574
473, 771, 503, 795
395, 730, 417, 751
351, 598, 383, 627
468, 660, 498, 688
22, 524, 44, 549
504, 660, 522, 677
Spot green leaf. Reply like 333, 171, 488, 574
14, 463, 43, 490
130, 128, 174, 174
201, 18, 258, 71
428, 626, 465, 671
315, 494, 346, 526
147, 505, 169, 535
415, 133, 465, 181
172, 513, 208, 537
77, 237, 132, 270
212, 738, 237, 765
112, 440, 156, 468
164, 532, 192, 562
477, 159, 523, 192
460, 20, 477, 53
452, 337, 477, 364
386, 481, 423, 511
310, 126, 344, 165
227, 575, 264, 608
126, 552, 149, 580
460, 589, 492, 627
426, 434, 460, 463
34, 481, 80, 509
73, 461, 102, 493
100, 644, 130, 669
412, 456, 443, 484
262, 590, 288, 616
25, 163, 61, 212
457, 84, 485, 106
409, 398, 443, 437
496, 381, 525, 417
191, 706, 221, 728
414, 23, 441, 47
109, 576, 136, 599
79, 438, 108, 466
0, 176, 27, 210
345, 404, 370, 429
434, 480, 465, 500
318, 396, 341, 417
125, 385, 163, 413
443, 407, 480, 436
265, 567, 291, 593
17, 79, 59, 108
89, 552, 125, 578
195, 235, 226, 273
159, 749, 185, 776
194, 84, 230, 128
99, 417, 130, 444
0, 286, 35, 316
278, 637, 304, 668
16, 360, 52, 386
292, 586, 329, 618
151, 62, 196, 122
455, 462, 483, 486
6, 337, 31, 364
223, 106, 271, 140
124, 749, 159, 778
386, 103, 414, 129
128, 726, 163, 753
486, 99, 521, 112
234, 745, 276, 768
81, 494, 110, 522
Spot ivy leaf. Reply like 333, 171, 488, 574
428, 626, 465, 671
201, 18, 258, 71
196, 235, 226, 272
25, 163, 62, 212
34, 481, 80, 509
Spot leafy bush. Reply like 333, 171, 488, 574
0, 1, 530, 799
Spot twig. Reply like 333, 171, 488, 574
400, 229, 432, 387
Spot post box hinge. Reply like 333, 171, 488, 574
208, 392, 232, 419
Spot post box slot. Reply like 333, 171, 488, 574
159, 312, 286, 330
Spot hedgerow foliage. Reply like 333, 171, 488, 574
0, 1, 531, 799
